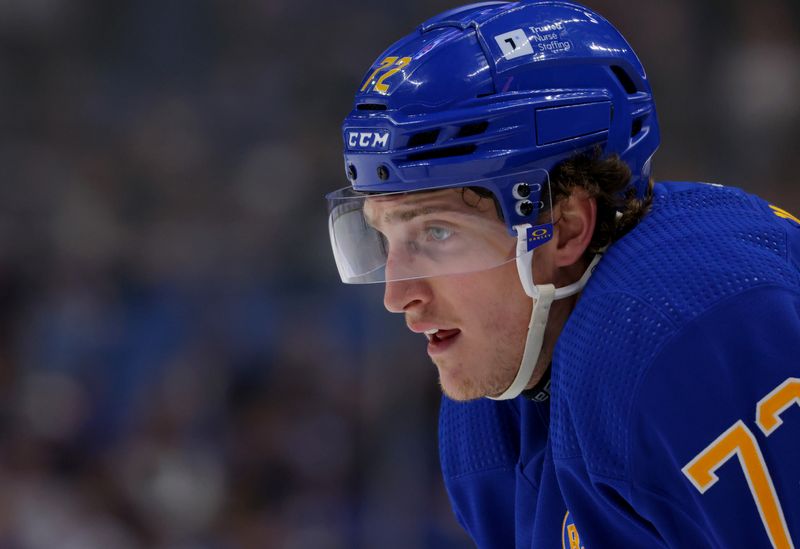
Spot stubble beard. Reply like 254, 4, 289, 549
433, 319, 528, 402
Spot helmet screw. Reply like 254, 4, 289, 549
513, 183, 531, 199
517, 200, 534, 217
347, 164, 357, 181
377, 165, 390, 181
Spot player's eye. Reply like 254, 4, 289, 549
426, 226, 453, 242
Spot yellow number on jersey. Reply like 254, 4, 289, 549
757, 378, 800, 436
682, 421, 793, 549
770, 205, 800, 225
683, 377, 799, 549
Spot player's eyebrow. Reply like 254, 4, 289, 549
364, 203, 451, 229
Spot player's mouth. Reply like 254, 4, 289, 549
424, 328, 461, 355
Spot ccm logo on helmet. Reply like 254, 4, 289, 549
346, 129, 390, 151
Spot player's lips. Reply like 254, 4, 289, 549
407, 322, 462, 354
408, 322, 456, 337
408, 322, 462, 355
426, 328, 461, 355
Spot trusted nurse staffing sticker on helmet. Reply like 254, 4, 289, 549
326, 1, 800, 548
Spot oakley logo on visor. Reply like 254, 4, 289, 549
526, 224, 553, 251
346, 129, 390, 151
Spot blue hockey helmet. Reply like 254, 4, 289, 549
328, 0, 659, 284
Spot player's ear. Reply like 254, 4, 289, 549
552, 188, 596, 267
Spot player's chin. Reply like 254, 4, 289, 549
436, 367, 490, 402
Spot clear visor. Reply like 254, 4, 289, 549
326, 168, 553, 284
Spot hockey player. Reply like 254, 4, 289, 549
326, 1, 800, 547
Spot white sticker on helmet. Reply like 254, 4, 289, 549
494, 29, 534, 60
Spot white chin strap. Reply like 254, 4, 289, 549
487, 224, 602, 401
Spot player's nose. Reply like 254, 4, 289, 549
383, 277, 433, 313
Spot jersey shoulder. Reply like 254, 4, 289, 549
551, 181, 800, 478
593, 181, 800, 311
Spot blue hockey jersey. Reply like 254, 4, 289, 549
439, 182, 800, 548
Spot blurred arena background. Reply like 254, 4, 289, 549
0, 0, 797, 547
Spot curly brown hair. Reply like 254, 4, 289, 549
547, 148, 653, 255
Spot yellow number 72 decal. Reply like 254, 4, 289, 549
360, 56, 412, 95
683, 378, 800, 549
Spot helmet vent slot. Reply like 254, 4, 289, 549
406, 144, 477, 161
356, 103, 387, 111
456, 120, 489, 138
407, 129, 441, 148
610, 65, 638, 94
631, 116, 644, 137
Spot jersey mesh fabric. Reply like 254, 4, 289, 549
551, 182, 800, 480
439, 397, 520, 479
439, 396, 523, 546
